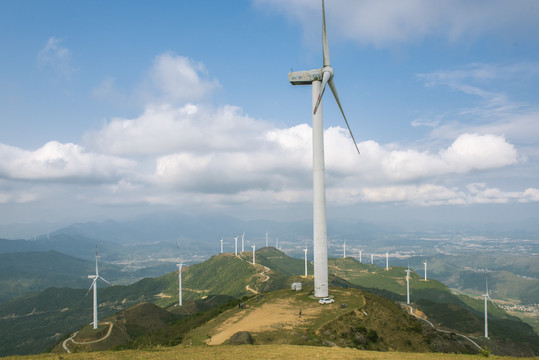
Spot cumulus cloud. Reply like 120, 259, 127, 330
256, 0, 539, 47
0, 141, 135, 182
37, 37, 73, 78
85, 103, 271, 155
141, 53, 220, 104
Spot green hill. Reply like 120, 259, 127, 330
0, 252, 284, 356
1, 249, 538, 357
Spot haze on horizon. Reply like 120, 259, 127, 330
0, 0, 538, 228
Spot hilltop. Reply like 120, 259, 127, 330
1, 247, 537, 357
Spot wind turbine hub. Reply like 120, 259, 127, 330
322, 66, 334, 80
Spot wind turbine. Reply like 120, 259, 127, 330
265, 232, 269, 247
385, 252, 389, 271
371, 254, 374, 265
424, 260, 427, 281
405, 266, 411, 305
359, 249, 362, 263
343, 240, 346, 258
87, 246, 110, 329
234, 236, 238, 256
220, 237, 224, 254
177, 261, 183, 306
252, 244, 256, 265
288, 0, 359, 298
241, 232, 245, 253
483, 278, 496, 338
304, 246, 308, 276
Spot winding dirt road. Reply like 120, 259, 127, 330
62, 321, 114, 353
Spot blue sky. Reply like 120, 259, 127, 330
0, 0, 538, 228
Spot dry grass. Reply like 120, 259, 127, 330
3, 345, 536, 360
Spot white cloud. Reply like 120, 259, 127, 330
85, 103, 271, 156
141, 53, 220, 104
256, 0, 539, 47
0, 141, 135, 182
37, 37, 73, 78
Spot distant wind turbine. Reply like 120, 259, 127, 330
385, 252, 389, 271
177, 261, 183, 306
405, 266, 411, 305
288, 0, 359, 298
220, 237, 224, 254
424, 260, 427, 281
343, 240, 346, 258
359, 249, 362, 263
241, 232, 245, 253
304, 246, 308, 276
483, 278, 496, 338
252, 244, 256, 265
234, 236, 238, 256
371, 254, 374, 265
265, 232, 269, 247
87, 246, 110, 329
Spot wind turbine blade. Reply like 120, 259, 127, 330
313, 71, 330, 115
328, 79, 360, 154
98, 276, 111, 285
86, 279, 96, 296
487, 294, 497, 307
322, 0, 330, 67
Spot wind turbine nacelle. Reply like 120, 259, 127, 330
88, 275, 96, 279
289, 69, 322, 85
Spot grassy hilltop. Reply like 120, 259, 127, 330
1, 247, 538, 358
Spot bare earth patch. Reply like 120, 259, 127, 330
207, 298, 322, 345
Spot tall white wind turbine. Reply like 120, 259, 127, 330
288, 0, 359, 298
359, 249, 362, 263
405, 266, 411, 305
265, 232, 269, 247
87, 246, 111, 330
234, 236, 238, 256
177, 261, 183, 307
343, 240, 346, 258
241, 232, 245, 253
424, 260, 427, 281
371, 254, 374, 265
252, 244, 256, 265
483, 278, 496, 338
385, 252, 389, 271
220, 237, 224, 254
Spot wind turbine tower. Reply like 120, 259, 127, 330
265, 232, 269, 247
304, 247, 308, 276
288, 0, 359, 298
385, 252, 389, 271
424, 260, 427, 281
343, 240, 346, 258
234, 236, 238, 256
242, 232, 245, 253
177, 262, 183, 306
87, 246, 110, 329
405, 266, 411, 304
252, 244, 256, 265
371, 254, 374, 265
359, 249, 362, 263
483, 278, 496, 338
220, 237, 224, 254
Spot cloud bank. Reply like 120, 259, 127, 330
1, 53, 537, 218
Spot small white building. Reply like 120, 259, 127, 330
291, 282, 302, 291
